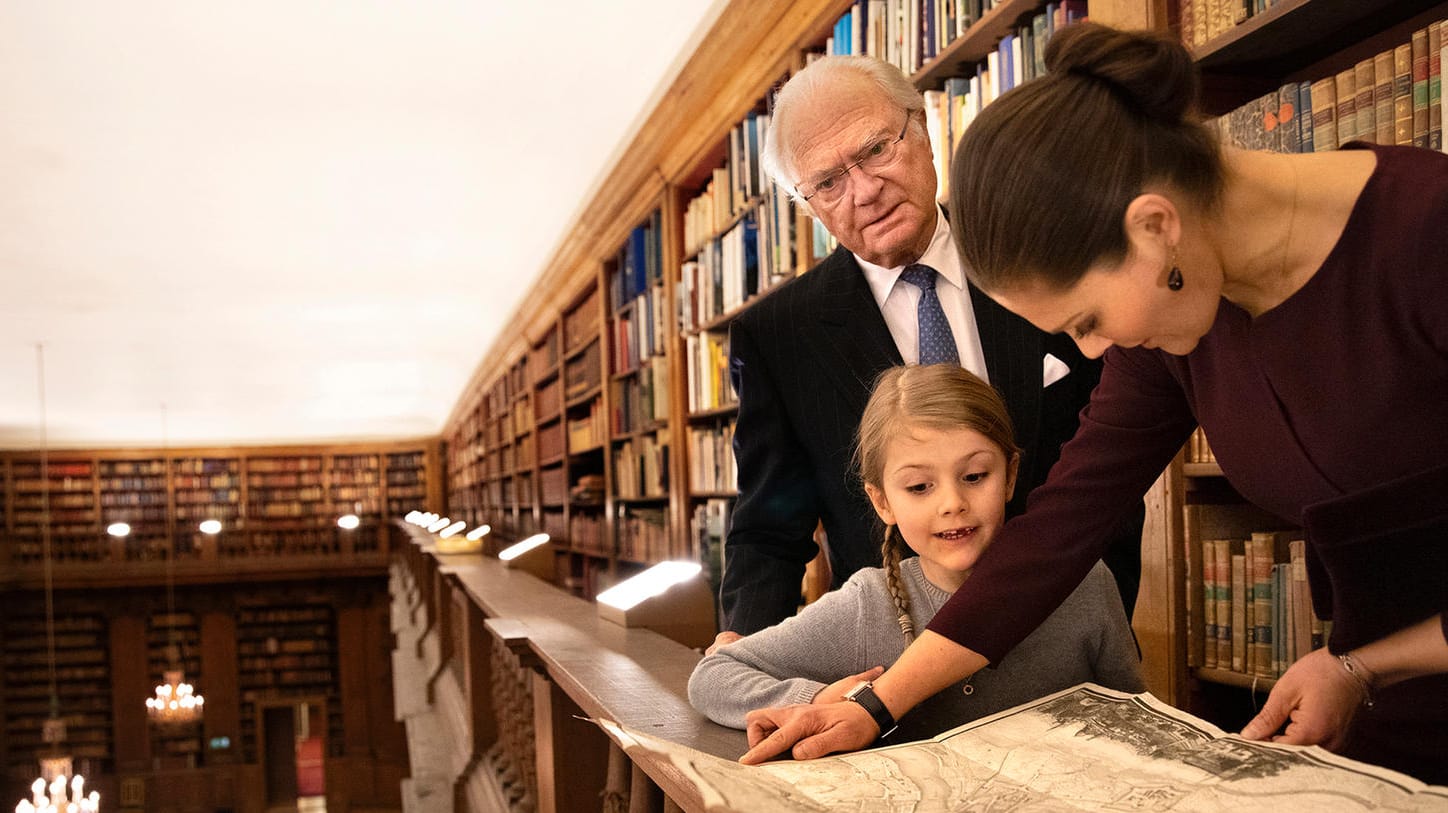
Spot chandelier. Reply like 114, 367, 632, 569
147, 668, 205, 723
145, 403, 205, 725
13, 345, 101, 813
15, 764, 100, 813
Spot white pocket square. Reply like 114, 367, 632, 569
1043, 353, 1071, 388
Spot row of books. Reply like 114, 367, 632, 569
688, 423, 738, 494
1186, 427, 1216, 464
569, 513, 607, 557
540, 467, 567, 505
677, 214, 773, 334
616, 506, 671, 562
1189, 532, 1327, 680
537, 422, 564, 462
1178, 0, 1282, 48
611, 283, 669, 374
611, 213, 666, 310
563, 340, 603, 400
692, 498, 732, 622
923, 3, 1086, 202
683, 110, 772, 255
611, 358, 670, 436
613, 434, 670, 500
824, 0, 1084, 80
1210, 22, 1446, 154
684, 332, 735, 414
564, 285, 602, 355
566, 400, 606, 452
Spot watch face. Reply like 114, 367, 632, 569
844, 681, 870, 701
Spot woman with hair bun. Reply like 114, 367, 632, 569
740, 22, 1448, 784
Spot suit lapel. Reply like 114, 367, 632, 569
809, 249, 902, 414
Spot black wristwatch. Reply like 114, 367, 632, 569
843, 680, 898, 739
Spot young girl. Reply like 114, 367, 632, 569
688, 364, 1143, 742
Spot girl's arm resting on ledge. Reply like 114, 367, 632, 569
739, 630, 988, 764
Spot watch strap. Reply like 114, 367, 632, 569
844, 682, 898, 739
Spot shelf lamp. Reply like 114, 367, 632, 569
14, 345, 101, 813
498, 533, 553, 581
107, 522, 131, 537
198, 519, 222, 535
434, 520, 482, 555
337, 513, 361, 530
595, 561, 715, 649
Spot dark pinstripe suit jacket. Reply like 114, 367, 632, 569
721, 244, 1139, 635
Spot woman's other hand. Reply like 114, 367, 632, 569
740, 701, 879, 764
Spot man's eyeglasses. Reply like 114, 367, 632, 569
795, 113, 912, 204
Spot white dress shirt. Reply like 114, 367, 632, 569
855, 210, 990, 383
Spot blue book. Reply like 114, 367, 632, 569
1297, 81, 1314, 153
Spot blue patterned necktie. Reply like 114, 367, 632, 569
900, 264, 959, 365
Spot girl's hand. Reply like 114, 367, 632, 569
741, 701, 879, 764
1240, 647, 1365, 751
813, 666, 885, 705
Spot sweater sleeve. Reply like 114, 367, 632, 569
927, 346, 1197, 663
687, 575, 871, 729
1080, 563, 1147, 693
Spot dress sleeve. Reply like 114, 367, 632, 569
719, 316, 828, 634
687, 576, 871, 729
926, 346, 1197, 663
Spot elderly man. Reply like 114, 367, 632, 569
718, 55, 1142, 643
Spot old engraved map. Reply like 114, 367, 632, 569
599, 684, 1448, 812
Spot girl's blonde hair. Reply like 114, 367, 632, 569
855, 364, 1021, 642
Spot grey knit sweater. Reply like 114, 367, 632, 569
688, 558, 1144, 742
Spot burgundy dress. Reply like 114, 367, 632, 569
927, 143, 1448, 783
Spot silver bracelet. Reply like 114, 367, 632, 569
1337, 652, 1376, 709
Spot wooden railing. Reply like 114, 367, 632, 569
390, 522, 744, 812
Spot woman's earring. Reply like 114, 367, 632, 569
1167, 266, 1184, 291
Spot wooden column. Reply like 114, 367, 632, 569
199, 609, 241, 810
531, 672, 608, 813
108, 613, 151, 773
336, 604, 371, 756
200, 609, 241, 762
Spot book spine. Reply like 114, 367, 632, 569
1395, 43, 1414, 145
1375, 50, 1397, 146
1202, 536, 1217, 669
1414, 27, 1430, 148
1431, 22, 1443, 151
1334, 68, 1357, 145
1310, 77, 1337, 151
1231, 552, 1247, 673
1354, 58, 1377, 144
1215, 538, 1233, 668
1251, 533, 1275, 678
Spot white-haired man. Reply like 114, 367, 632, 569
718, 55, 1142, 647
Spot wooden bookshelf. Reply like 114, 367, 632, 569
2, 610, 113, 777
235, 602, 340, 764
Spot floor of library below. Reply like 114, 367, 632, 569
389, 564, 509, 813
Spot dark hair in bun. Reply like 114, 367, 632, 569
949, 22, 1224, 292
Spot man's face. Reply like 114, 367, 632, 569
785, 80, 939, 268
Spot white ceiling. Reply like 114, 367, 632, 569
0, 1, 725, 450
